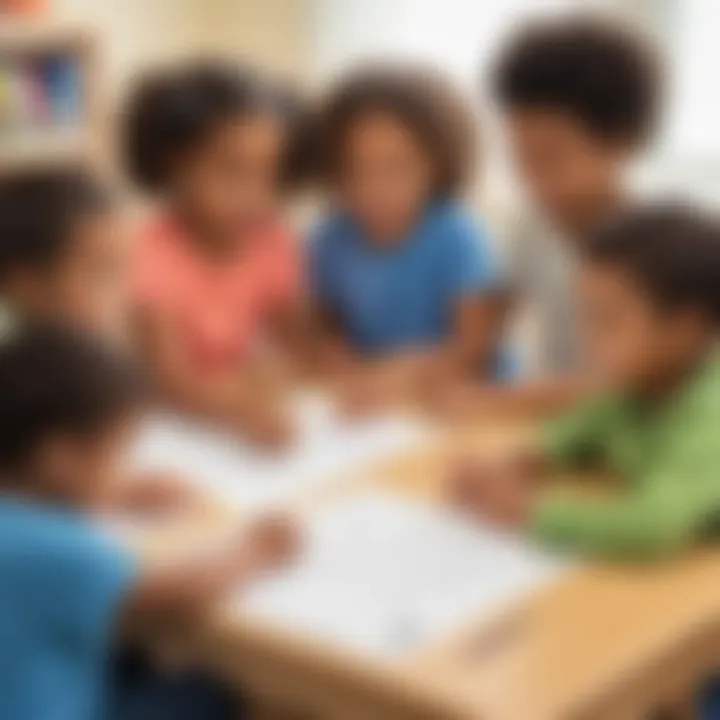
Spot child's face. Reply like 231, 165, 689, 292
32, 413, 139, 510
9, 211, 130, 339
506, 109, 628, 230
173, 115, 286, 243
339, 111, 434, 242
579, 262, 708, 392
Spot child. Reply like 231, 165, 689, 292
0, 170, 129, 342
0, 324, 299, 720
0, 170, 200, 510
123, 60, 304, 444
307, 64, 507, 412
443, 18, 662, 419
450, 204, 720, 559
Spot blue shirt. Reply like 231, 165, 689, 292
0, 497, 136, 720
310, 202, 509, 376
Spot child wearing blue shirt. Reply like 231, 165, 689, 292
307, 65, 507, 413
0, 325, 298, 720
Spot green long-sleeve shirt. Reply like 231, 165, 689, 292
532, 354, 720, 559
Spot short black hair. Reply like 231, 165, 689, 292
583, 203, 720, 324
122, 59, 303, 192
493, 16, 661, 144
309, 63, 479, 196
0, 324, 144, 474
0, 169, 113, 281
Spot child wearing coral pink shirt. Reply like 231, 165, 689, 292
134, 214, 299, 373
124, 60, 305, 445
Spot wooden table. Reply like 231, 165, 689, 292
145, 423, 720, 720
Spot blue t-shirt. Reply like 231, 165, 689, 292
0, 497, 136, 720
310, 202, 504, 371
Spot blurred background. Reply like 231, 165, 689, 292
1, 0, 719, 205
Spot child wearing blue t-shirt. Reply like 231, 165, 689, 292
0, 325, 299, 720
307, 64, 507, 413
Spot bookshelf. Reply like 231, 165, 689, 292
0, 23, 100, 175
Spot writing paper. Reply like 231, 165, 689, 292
239, 493, 569, 658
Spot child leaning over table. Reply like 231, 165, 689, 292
0, 324, 299, 720
441, 17, 663, 420
307, 64, 510, 414
0, 170, 201, 511
123, 60, 306, 447
449, 203, 720, 560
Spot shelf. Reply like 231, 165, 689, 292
0, 22, 93, 54
0, 22, 100, 175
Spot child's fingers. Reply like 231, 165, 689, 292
446, 456, 491, 512
244, 513, 304, 569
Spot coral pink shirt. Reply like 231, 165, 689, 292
133, 215, 299, 373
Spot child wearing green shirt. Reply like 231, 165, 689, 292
450, 203, 720, 560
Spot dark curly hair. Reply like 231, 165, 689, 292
308, 63, 479, 196
0, 323, 144, 474
493, 16, 661, 144
584, 203, 720, 324
121, 59, 304, 192
0, 169, 113, 280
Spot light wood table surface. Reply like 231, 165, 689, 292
142, 422, 720, 720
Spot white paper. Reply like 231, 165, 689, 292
131, 392, 433, 509
239, 493, 569, 658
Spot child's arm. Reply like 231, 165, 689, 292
451, 399, 720, 559
327, 294, 505, 416
123, 514, 300, 622
380, 292, 503, 391
103, 472, 203, 516
133, 307, 293, 447
434, 375, 598, 422
429, 213, 508, 380
307, 302, 360, 378
443, 291, 505, 376
532, 413, 720, 558
529, 468, 720, 559
453, 448, 720, 558
448, 397, 616, 526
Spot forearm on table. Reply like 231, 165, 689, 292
444, 294, 502, 378
531, 481, 715, 558
125, 543, 259, 625
155, 368, 260, 427
266, 302, 317, 379
470, 376, 599, 421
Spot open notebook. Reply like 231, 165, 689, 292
238, 492, 570, 659
131, 393, 433, 509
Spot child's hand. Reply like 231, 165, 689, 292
448, 450, 542, 528
241, 405, 295, 450
115, 472, 202, 515
242, 513, 302, 573
319, 338, 357, 377
335, 362, 409, 418
335, 370, 391, 418
428, 381, 485, 421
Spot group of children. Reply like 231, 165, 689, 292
1, 13, 719, 720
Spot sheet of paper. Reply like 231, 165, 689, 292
238, 493, 570, 659
131, 392, 433, 509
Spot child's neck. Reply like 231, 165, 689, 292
360, 205, 429, 247
171, 207, 245, 261
558, 187, 627, 240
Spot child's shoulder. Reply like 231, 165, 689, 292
0, 499, 96, 562
311, 211, 352, 242
308, 213, 358, 260
424, 200, 489, 243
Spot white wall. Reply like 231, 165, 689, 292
52, 0, 310, 96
